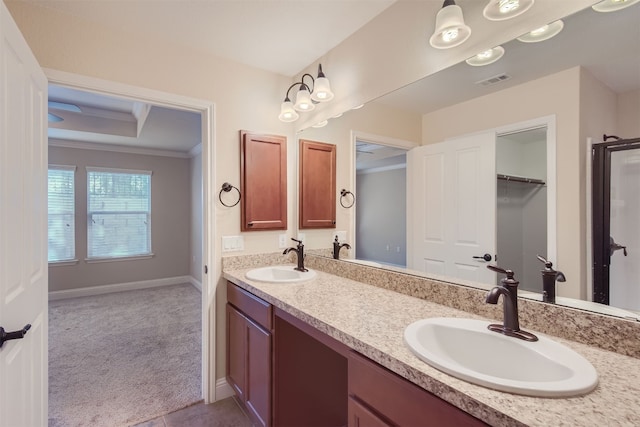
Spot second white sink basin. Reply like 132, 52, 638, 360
245, 265, 316, 283
404, 317, 598, 397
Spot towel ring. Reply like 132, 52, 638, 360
340, 189, 355, 208
219, 182, 241, 207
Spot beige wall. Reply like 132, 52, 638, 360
618, 89, 640, 138
4, 0, 602, 390
48, 145, 191, 291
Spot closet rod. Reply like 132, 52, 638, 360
497, 174, 545, 185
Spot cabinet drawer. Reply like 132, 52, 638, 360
348, 352, 488, 427
227, 282, 272, 330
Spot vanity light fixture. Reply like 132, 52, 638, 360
311, 120, 328, 128
465, 46, 505, 66
352, 104, 364, 110
429, 0, 472, 49
592, 0, 640, 12
278, 63, 334, 122
483, 0, 535, 21
517, 20, 564, 43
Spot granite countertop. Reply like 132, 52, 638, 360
223, 266, 640, 427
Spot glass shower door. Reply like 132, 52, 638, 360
593, 137, 640, 310
609, 147, 640, 311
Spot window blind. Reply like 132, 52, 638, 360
87, 167, 152, 259
48, 166, 75, 262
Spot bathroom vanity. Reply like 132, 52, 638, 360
223, 256, 640, 426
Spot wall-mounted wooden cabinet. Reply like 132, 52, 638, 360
299, 139, 336, 229
240, 131, 287, 231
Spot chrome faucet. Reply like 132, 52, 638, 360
283, 238, 308, 272
332, 236, 351, 260
485, 265, 538, 342
536, 255, 566, 304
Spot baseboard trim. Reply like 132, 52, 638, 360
49, 276, 193, 300
189, 276, 202, 292
215, 378, 234, 401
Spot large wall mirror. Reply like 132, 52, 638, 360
298, 2, 640, 319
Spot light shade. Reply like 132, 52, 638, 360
465, 46, 505, 66
483, 0, 535, 21
278, 100, 299, 122
311, 64, 334, 102
592, 0, 640, 12
294, 85, 315, 112
517, 20, 564, 43
429, 0, 472, 49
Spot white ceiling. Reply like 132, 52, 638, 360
37, 0, 396, 155
39, 1, 640, 155
21, 0, 396, 77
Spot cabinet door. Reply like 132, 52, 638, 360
348, 397, 392, 427
226, 304, 247, 400
246, 318, 272, 427
240, 131, 287, 231
299, 139, 336, 229
349, 352, 488, 427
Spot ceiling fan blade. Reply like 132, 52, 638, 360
48, 101, 81, 113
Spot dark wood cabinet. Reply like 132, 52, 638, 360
299, 139, 336, 229
226, 282, 488, 427
226, 283, 272, 426
348, 352, 488, 427
240, 131, 287, 231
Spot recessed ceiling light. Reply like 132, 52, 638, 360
592, 0, 640, 12
312, 120, 328, 128
517, 20, 564, 43
466, 46, 505, 66
483, 0, 535, 21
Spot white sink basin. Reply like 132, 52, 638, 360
404, 317, 598, 397
245, 265, 316, 283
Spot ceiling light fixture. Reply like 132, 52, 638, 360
465, 46, 505, 66
483, 0, 535, 21
592, 0, 640, 12
429, 0, 472, 49
517, 20, 564, 43
278, 64, 334, 122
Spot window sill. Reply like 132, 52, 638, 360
49, 259, 80, 267
85, 254, 155, 264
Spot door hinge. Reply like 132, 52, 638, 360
204, 265, 208, 274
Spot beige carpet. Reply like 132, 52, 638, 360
48, 283, 202, 427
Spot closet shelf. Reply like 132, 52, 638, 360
497, 174, 545, 185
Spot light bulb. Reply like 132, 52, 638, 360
442, 27, 460, 42
499, 0, 520, 13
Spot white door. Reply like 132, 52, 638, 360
0, 2, 48, 426
408, 132, 496, 285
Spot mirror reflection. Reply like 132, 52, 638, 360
299, 3, 640, 319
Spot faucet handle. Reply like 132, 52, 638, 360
487, 264, 518, 286
536, 254, 553, 268
291, 237, 303, 246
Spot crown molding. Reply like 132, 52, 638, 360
48, 138, 192, 158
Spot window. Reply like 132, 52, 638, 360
48, 166, 76, 262
87, 167, 152, 260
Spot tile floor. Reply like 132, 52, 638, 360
132, 397, 253, 427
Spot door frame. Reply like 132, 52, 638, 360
592, 137, 640, 305
44, 68, 217, 402
349, 131, 417, 260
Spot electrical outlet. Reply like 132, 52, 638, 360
278, 234, 287, 248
